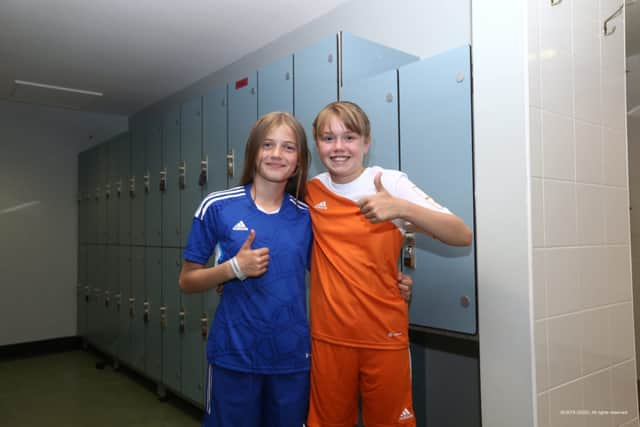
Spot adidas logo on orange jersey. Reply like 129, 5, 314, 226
399, 408, 414, 421
314, 201, 328, 210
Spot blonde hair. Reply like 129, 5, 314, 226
239, 112, 310, 201
312, 101, 371, 141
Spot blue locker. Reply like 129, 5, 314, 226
258, 55, 293, 115
119, 133, 132, 245
145, 247, 163, 382
130, 118, 146, 246
78, 151, 88, 245
107, 137, 120, 245
228, 73, 257, 188
181, 96, 204, 248
162, 248, 182, 393
97, 142, 109, 245
105, 245, 120, 357
181, 291, 204, 405
340, 69, 400, 170
340, 31, 418, 86
399, 46, 476, 334
162, 106, 182, 248
77, 244, 88, 338
145, 117, 163, 246
202, 86, 228, 196
130, 246, 146, 371
118, 246, 132, 365
294, 36, 337, 178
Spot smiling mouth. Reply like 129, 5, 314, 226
329, 156, 350, 162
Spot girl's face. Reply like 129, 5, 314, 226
315, 114, 370, 184
254, 124, 299, 185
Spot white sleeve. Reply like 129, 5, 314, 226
389, 172, 451, 214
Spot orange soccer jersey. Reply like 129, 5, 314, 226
306, 168, 420, 350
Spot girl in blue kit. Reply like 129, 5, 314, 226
179, 111, 412, 427
179, 112, 312, 427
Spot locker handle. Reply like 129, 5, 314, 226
159, 169, 167, 192
129, 297, 135, 318
144, 173, 150, 193
178, 161, 186, 189
179, 310, 185, 333
226, 150, 234, 177
403, 233, 416, 269
115, 293, 122, 312
116, 180, 122, 198
84, 286, 90, 302
143, 301, 150, 323
105, 184, 111, 199
129, 177, 136, 198
104, 290, 110, 308
201, 315, 208, 340
160, 306, 167, 329
95, 187, 100, 200
199, 158, 208, 186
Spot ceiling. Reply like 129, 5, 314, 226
1, 0, 639, 118
0, 0, 350, 116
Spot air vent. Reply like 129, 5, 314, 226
10, 80, 103, 110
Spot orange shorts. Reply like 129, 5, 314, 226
307, 339, 416, 427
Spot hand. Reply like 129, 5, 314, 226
234, 229, 270, 277
358, 172, 402, 223
397, 272, 413, 302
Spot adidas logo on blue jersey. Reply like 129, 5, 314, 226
232, 220, 248, 231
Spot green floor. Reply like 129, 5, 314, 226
0, 349, 201, 427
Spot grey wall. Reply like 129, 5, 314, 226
0, 100, 127, 346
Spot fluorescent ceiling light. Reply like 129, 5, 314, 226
14, 80, 103, 97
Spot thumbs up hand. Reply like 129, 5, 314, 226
358, 172, 402, 223
234, 229, 270, 277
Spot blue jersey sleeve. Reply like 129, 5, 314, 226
183, 209, 218, 265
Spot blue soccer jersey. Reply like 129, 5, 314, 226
184, 185, 312, 374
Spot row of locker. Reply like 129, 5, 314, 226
77, 244, 217, 405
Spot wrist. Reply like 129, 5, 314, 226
229, 256, 247, 281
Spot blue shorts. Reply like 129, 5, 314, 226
202, 364, 310, 427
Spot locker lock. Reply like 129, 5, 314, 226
84, 285, 90, 303
104, 290, 110, 308
116, 180, 122, 198
105, 184, 111, 199
129, 177, 136, 198
144, 173, 150, 193
403, 233, 416, 269
199, 158, 208, 187
178, 161, 186, 190
226, 150, 234, 177
160, 306, 167, 329
201, 314, 208, 340
159, 169, 167, 192
129, 297, 135, 318
179, 310, 186, 333
143, 301, 150, 323
115, 293, 122, 312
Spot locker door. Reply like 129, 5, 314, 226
78, 151, 88, 245
181, 96, 204, 247
341, 70, 400, 170
108, 137, 120, 244
118, 246, 132, 365
340, 31, 418, 86
145, 117, 163, 247
130, 119, 146, 245
119, 133, 132, 245
202, 258, 220, 403
228, 73, 257, 188
105, 245, 120, 357
181, 290, 204, 405
77, 244, 88, 338
162, 248, 182, 393
93, 244, 107, 350
162, 106, 182, 248
130, 246, 146, 371
203, 86, 228, 196
98, 142, 109, 245
87, 148, 98, 244
294, 35, 338, 178
258, 55, 293, 116
399, 46, 476, 334
144, 247, 162, 382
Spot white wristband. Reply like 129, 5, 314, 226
229, 256, 247, 281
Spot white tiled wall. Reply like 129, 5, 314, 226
529, 0, 638, 426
